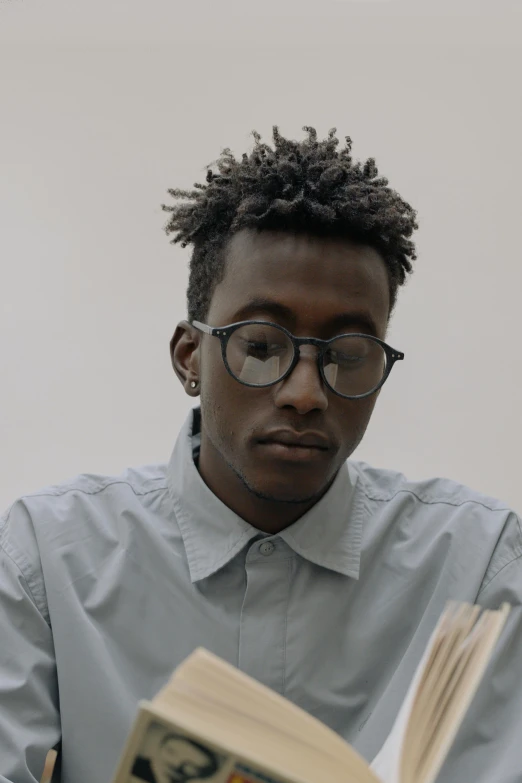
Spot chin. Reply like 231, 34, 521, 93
252, 487, 324, 505
241, 471, 328, 505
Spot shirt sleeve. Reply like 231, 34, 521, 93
0, 505, 61, 783
437, 511, 522, 783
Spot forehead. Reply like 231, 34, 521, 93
207, 228, 390, 330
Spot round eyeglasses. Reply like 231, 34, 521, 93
191, 320, 404, 400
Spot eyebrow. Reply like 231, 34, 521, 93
230, 297, 380, 337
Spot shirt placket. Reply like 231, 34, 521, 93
238, 536, 293, 694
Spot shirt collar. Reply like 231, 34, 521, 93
167, 407, 363, 583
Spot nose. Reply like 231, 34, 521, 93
273, 345, 328, 414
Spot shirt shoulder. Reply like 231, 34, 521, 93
5, 462, 169, 504
349, 459, 522, 596
349, 459, 514, 513
0, 463, 170, 614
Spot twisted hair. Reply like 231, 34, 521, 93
162, 126, 418, 321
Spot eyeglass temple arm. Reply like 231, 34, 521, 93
191, 320, 213, 335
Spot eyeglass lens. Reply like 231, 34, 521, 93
225, 323, 387, 396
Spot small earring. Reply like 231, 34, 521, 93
190, 380, 197, 389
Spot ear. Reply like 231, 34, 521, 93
170, 321, 201, 397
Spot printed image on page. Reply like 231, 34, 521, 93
126, 718, 236, 783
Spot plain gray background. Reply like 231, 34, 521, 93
1, 0, 521, 512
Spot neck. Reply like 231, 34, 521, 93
197, 432, 329, 534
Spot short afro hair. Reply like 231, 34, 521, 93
162, 126, 418, 322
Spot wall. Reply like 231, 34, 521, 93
1, 0, 521, 511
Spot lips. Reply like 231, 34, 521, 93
257, 429, 330, 451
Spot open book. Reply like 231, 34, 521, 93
112, 601, 509, 783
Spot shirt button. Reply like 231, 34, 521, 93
259, 541, 275, 556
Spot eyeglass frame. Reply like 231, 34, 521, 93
191, 319, 404, 400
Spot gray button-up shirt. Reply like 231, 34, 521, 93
1, 407, 522, 783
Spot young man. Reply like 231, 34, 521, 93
1, 127, 521, 783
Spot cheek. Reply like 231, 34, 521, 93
356, 399, 377, 437
200, 341, 257, 414
336, 397, 378, 450
200, 378, 270, 460
200, 353, 241, 446
201, 348, 234, 411
200, 342, 223, 384
200, 347, 231, 410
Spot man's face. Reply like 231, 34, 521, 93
174, 228, 391, 507
157, 737, 215, 782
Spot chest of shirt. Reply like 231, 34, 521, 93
44, 513, 490, 783
30, 473, 511, 783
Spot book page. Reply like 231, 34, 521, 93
371, 603, 509, 783
112, 705, 238, 783
112, 602, 508, 783
167, 648, 357, 766
154, 677, 381, 783
112, 701, 380, 783
412, 606, 509, 783
400, 603, 481, 781
370, 614, 447, 783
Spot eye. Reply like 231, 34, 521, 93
247, 340, 269, 355
327, 350, 366, 368
243, 339, 287, 357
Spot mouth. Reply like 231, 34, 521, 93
256, 441, 329, 462
255, 429, 331, 462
